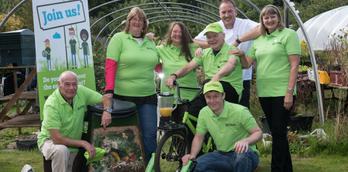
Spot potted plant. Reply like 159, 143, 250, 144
325, 28, 348, 86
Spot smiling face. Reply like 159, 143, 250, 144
129, 14, 144, 37
206, 32, 224, 51
204, 91, 225, 115
219, 2, 237, 28
259, 5, 283, 34
170, 24, 182, 46
58, 72, 78, 103
262, 13, 280, 33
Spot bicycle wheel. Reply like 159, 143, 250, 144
154, 131, 188, 172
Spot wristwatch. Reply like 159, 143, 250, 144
287, 87, 294, 94
104, 107, 112, 113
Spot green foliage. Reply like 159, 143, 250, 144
93, 41, 106, 93
0, 0, 33, 31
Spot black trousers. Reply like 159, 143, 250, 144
239, 80, 251, 108
259, 96, 293, 172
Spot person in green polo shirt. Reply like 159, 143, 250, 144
181, 81, 262, 172
157, 21, 200, 123
231, 5, 301, 172
102, 7, 159, 162
167, 22, 243, 115
37, 71, 102, 172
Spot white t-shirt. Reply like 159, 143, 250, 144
195, 18, 258, 80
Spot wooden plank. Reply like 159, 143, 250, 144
0, 69, 36, 121
0, 114, 40, 129
0, 91, 37, 101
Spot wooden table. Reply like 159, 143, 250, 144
0, 66, 39, 130
327, 84, 348, 116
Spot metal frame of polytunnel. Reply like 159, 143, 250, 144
282, 0, 325, 126
0, 0, 325, 128
89, 1, 259, 49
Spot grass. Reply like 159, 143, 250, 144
0, 149, 43, 172
258, 155, 348, 172
0, 150, 347, 172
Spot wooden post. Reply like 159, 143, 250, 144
0, 68, 36, 121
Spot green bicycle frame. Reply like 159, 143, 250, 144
182, 112, 214, 153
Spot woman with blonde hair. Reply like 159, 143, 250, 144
232, 5, 301, 172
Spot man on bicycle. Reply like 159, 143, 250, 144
167, 22, 243, 115
181, 81, 262, 172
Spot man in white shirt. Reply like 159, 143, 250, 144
194, 0, 258, 108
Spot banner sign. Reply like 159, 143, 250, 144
32, 0, 96, 119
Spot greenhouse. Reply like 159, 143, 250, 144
297, 5, 348, 51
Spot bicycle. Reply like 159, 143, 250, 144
153, 82, 215, 172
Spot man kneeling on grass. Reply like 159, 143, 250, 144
37, 71, 108, 172
181, 81, 262, 172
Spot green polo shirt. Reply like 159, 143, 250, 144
106, 31, 159, 96
157, 43, 199, 101
193, 43, 243, 95
196, 102, 258, 153
247, 28, 301, 97
37, 85, 102, 152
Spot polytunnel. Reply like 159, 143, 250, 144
297, 5, 348, 51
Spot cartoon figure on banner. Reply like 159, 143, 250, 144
42, 39, 52, 71
80, 29, 89, 68
69, 27, 77, 68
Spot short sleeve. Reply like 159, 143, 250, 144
196, 110, 208, 135
78, 85, 102, 105
106, 33, 123, 62
246, 41, 256, 61
192, 55, 203, 65
239, 108, 258, 131
285, 30, 301, 56
43, 103, 61, 130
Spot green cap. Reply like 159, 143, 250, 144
203, 81, 224, 94
204, 22, 223, 35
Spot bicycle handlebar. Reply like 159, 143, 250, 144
173, 80, 201, 104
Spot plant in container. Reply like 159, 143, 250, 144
325, 28, 348, 86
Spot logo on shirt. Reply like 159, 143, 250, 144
272, 39, 282, 45
225, 123, 237, 127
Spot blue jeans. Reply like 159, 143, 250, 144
194, 149, 259, 172
137, 104, 157, 162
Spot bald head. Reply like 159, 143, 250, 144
58, 71, 78, 83
58, 71, 78, 103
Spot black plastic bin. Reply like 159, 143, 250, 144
87, 99, 137, 129
85, 99, 145, 172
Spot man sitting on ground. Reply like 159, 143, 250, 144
181, 81, 262, 172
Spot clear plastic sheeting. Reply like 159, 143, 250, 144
297, 6, 348, 50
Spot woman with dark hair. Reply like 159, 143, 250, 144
232, 5, 301, 172
157, 21, 199, 123
102, 7, 159, 162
